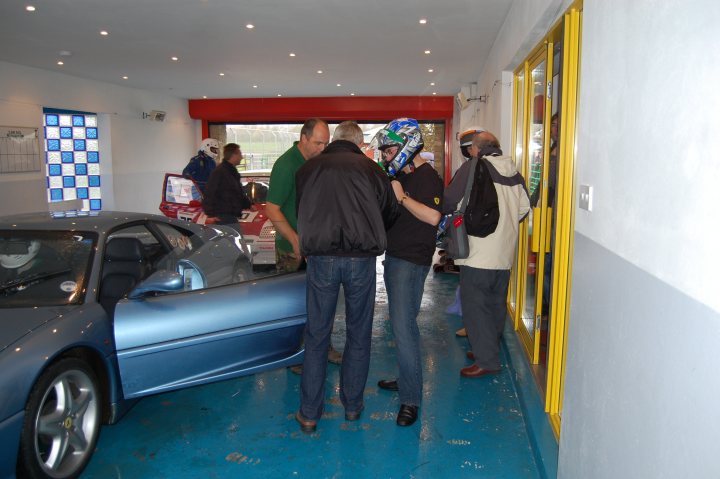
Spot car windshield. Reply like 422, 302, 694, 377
0, 230, 97, 308
166, 176, 202, 205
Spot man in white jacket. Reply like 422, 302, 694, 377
443, 131, 530, 377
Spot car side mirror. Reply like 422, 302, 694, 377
128, 270, 183, 299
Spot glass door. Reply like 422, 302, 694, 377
518, 48, 552, 363
508, 70, 526, 318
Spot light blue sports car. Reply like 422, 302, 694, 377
0, 211, 306, 479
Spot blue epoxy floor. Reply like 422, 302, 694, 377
83, 261, 539, 478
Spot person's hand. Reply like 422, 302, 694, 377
291, 236, 301, 260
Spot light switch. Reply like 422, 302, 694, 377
579, 184, 593, 211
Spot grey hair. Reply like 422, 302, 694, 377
332, 121, 364, 146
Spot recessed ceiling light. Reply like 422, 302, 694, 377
100, 30, 109, 36
25, 5, 35, 12
424, 50, 431, 55
202, 95, 207, 99
171, 56, 179, 61
122, 76, 128, 80
317, 70, 323, 74
57, 61, 64, 66
219, 72, 225, 76
246, 24, 254, 29
252, 85, 258, 88
289, 53, 296, 57
432, 92, 437, 95
350, 93, 355, 96
430, 82, 435, 86
419, 18, 427, 24
428, 68, 434, 73
277, 93, 282, 97
336, 83, 341, 87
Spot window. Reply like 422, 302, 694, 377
209, 121, 447, 179
43, 108, 102, 211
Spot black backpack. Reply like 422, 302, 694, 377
464, 158, 499, 237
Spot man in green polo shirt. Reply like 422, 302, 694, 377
267, 118, 330, 272
266, 118, 342, 368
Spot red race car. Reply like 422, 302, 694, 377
159, 171, 276, 265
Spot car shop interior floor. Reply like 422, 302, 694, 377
83, 259, 541, 479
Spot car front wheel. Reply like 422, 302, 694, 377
18, 358, 102, 479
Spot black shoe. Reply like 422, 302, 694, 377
396, 404, 418, 426
377, 379, 399, 391
345, 408, 363, 421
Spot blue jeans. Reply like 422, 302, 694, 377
384, 254, 430, 406
300, 255, 377, 420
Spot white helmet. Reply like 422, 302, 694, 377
0, 239, 40, 269
199, 138, 220, 160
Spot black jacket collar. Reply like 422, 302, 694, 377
322, 140, 363, 156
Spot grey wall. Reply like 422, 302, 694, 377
561, 235, 720, 478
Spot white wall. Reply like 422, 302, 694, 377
0, 61, 199, 215
457, 0, 572, 160
573, 0, 720, 314
473, 0, 720, 477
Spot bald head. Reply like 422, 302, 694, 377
472, 131, 500, 150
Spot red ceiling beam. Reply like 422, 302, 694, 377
188, 96, 454, 123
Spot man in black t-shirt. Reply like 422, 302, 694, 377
371, 118, 444, 427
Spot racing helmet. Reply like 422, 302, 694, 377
0, 239, 40, 269
199, 138, 220, 160
370, 118, 424, 176
458, 127, 485, 160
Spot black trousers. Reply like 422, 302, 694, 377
459, 266, 510, 370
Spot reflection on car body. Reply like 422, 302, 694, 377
0, 211, 305, 479
159, 170, 276, 266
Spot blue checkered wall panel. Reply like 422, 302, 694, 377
44, 112, 101, 211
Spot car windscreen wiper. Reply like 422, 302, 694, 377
0, 269, 72, 295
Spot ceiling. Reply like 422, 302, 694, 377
0, 0, 512, 100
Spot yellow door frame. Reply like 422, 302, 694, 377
509, 0, 583, 438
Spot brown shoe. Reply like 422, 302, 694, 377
295, 411, 317, 433
460, 364, 501, 378
327, 346, 343, 365
466, 351, 475, 360
455, 327, 467, 337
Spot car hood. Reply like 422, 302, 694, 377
0, 307, 67, 352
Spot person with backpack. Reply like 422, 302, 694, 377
442, 131, 530, 377
451, 127, 485, 338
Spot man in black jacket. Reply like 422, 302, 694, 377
202, 143, 252, 228
294, 121, 398, 433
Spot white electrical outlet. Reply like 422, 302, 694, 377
579, 184, 593, 211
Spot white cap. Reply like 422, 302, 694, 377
419, 151, 435, 166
